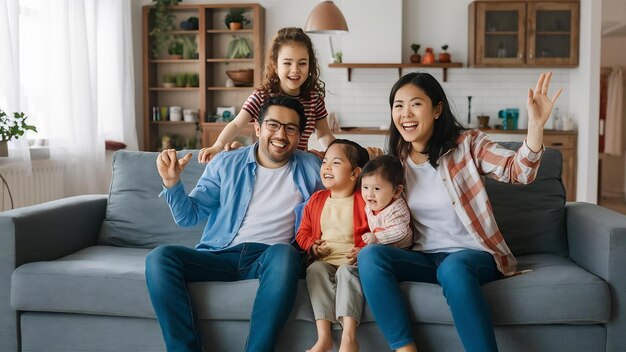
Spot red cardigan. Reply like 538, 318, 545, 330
295, 190, 368, 253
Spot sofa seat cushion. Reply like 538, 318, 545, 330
360, 254, 610, 325
12, 247, 609, 326
11, 245, 314, 321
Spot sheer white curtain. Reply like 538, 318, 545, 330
1, 0, 138, 195
0, 0, 32, 167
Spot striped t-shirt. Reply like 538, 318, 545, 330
241, 89, 328, 150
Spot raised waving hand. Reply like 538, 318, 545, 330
526, 72, 564, 152
156, 149, 193, 188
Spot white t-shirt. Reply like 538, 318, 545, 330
230, 162, 303, 247
405, 157, 485, 253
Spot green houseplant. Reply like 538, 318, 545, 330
179, 36, 198, 59
410, 43, 421, 63
333, 51, 343, 63
439, 44, 451, 63
163, 73, 176, 88
226, 36, 251, 58
224, 8, 250, 30
0, 109, 37, 157
149, 0, 183, 58
167, 38, 184, 59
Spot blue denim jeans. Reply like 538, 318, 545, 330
358, 245, 503, 352
145, 243, 303, 352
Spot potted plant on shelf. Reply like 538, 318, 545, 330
179, 36, 198, 59
163, 73, 176, 88
226, 36, 252, 58
167, 39, 183, 59
224, 8, 250, 30
333, 51, 343, 63
410, 43, 421, 63
422, 47, 435, 64
0, 109, 37, 157
149, 0, 182, 58
439, 44, 451, 63
175, 72, 188, 87
189, 73, 200, 87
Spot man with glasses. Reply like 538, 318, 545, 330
147, 96, 323, 352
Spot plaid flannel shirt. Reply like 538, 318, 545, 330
433, 129, 543, 275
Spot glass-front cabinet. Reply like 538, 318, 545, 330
527, 2, 579, 66
469, 1, 579, 67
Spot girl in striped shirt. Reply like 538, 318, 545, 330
198, 27, 335, 163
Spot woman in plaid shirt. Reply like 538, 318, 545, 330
358, 72, 562, 352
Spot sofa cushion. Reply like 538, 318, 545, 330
12, 246, 609, 326
98, 150, 206, 248
10, 246, 312, 321
485, 143, 568, 256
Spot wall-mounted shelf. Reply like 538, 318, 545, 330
328, 62, 463, 82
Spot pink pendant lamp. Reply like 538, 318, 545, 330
304, 1, 349, 60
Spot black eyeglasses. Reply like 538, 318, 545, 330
263, 119, 300, 136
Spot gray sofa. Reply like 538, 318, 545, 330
2, 144, 625, 352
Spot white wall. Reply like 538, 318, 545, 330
132, 0, 600, 202
600, 36, 626, 197
599, 0, 626, 199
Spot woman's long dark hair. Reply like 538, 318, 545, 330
387, 72, 465, 168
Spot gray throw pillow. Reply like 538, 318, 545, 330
485, 142, 568, 256
98, 150, 206, 248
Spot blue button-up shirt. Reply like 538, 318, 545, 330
161, 143, 323, 250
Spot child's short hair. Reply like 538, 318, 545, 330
361, 155, 405, 187
258, 95, 307, 132
327, 139, 369, 169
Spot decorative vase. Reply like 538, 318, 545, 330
422, 48, 435, 64
229, 22, 242, 30
439, 52, 451, 63
0, 140, 8, 157
160, 106, 169, 121
170, 106, 182, 122
410, 54, 421, 63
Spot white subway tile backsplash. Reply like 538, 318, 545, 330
323, 67, 570, 129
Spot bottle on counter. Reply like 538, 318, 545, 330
552, 107, 562, 131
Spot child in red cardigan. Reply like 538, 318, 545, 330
296, 139, 369, 352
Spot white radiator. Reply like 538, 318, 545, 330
0, 159, 67, 210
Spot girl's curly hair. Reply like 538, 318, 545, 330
260, 27, 325, 99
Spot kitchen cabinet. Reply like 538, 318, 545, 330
142, 3, 264, 151
469, 1, 579, 67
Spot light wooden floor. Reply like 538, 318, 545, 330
598, 196, 626, 215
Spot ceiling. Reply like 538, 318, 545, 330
602, 0, 626, 37
602, 21, 626, 37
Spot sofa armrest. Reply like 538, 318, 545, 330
566, 201, 626, 352
0, 194, 107, 351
